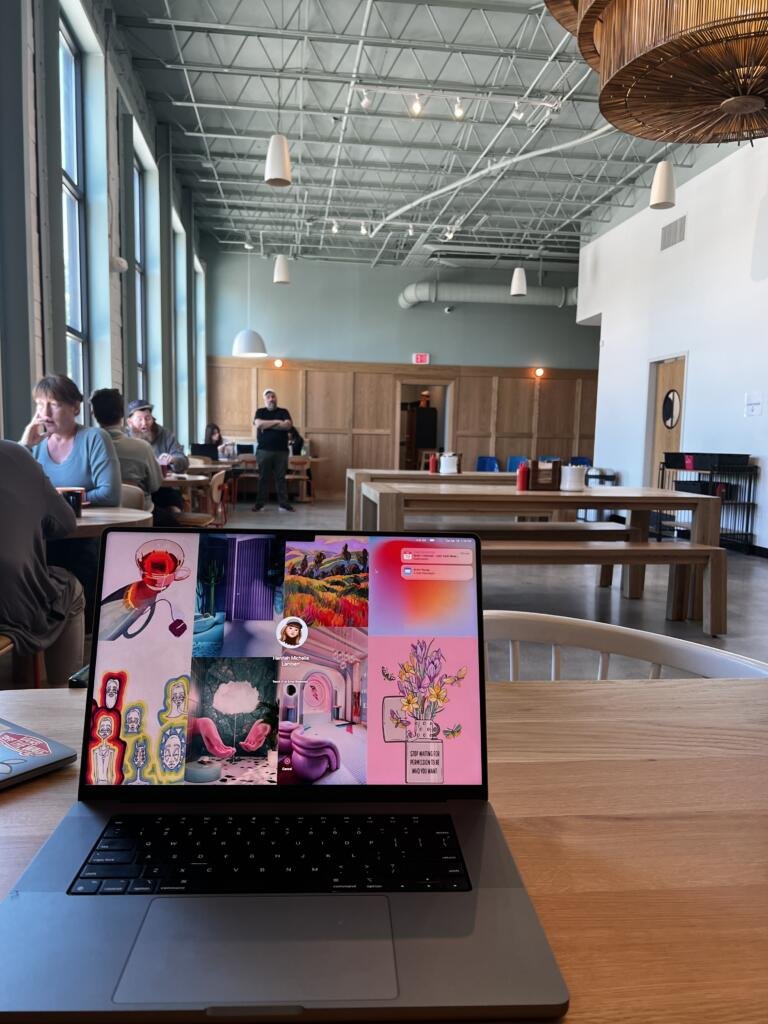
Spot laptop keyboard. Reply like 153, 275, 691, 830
69, 813, 471, 895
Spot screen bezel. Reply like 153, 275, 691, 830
78, 526, 488, 804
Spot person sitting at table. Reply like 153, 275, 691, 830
90, 388, 162, 511
0, 440, 84, 687
19, 374, 121, 506
204, 423, 224, 447
126, 399, 189, 474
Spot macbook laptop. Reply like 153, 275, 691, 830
190, 443, 220, 461
0, 527, 568, 1021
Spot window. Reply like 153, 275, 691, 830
133, 160, 147, 399
59, 22, 88, 395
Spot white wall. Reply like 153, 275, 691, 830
578, 139, 768, 547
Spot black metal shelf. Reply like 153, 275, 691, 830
656, 462, 759, 552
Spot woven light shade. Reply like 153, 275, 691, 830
545, 0, 768, 143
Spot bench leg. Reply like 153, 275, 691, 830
666, 565, 691, 621
703, 549, 727, 636
598, 565, 613, 588
621, 510, 650, 598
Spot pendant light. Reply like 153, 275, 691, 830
264, 133, 292, 187
510, 267, 527, 297
273, 254, 290, 285
232, 253, 268, 357
649, 160, 676, 210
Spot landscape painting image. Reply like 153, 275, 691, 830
283, 536, 368, 627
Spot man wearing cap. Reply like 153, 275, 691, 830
252, 388, 294, 512
126, 399, 189, 474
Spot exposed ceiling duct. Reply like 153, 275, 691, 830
398, 281, 578, 310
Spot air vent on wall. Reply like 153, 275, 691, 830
660, 215, 686, 251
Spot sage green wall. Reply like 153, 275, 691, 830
203, 241, 599, 369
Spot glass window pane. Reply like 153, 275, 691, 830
59, 32, 78, 182
135, 271, 145, 363
62, 186, 82, 332
137, 366, 147, 401
133, 164, 143, 262
66, 334, 84, 394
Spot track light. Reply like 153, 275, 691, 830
360, 90, 372, 110
443, 226, 455, 241
407, 223, 414, 237
453, 97, 465, 119
273, 254, 290, 285
650, 160, 676, 210
411, 94, 422, 116
331, 220, 339, 234
511, 102, 525, 121
360, 221, 368, 235
510, 267, 527, 297
243, 241, 254, 251
264, 133, 292, 187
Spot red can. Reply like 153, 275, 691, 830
516, 460, 530, 491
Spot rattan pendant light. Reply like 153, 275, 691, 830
545, 0, 768, 143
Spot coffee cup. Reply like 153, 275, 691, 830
57, 487, 85, 517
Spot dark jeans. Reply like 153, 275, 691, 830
256, 450, 289, 505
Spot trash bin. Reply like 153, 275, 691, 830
582, 468, 619, 521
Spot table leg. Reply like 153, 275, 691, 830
621, 510, 650, 598
598, 565, 614, 588
703, 548, 727, 636
666, 565, 691, 621
689, 497, 721, 621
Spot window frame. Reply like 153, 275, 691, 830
59, 17, 89, 401
133, 159, 148, 400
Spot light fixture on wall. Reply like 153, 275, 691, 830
534, 367, 545, 378
510, 267, 527, 297
232, 253, 268, 357
649, 160, 676, 210
273, 358, 284, 368
264, 133, 292, 187
273, 254, 290, 285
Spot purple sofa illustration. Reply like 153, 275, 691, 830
278, 720, 301, 757
290, 731, 340, 783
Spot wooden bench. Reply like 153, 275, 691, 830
406, 521, 640, 542
481, 541, 727, 636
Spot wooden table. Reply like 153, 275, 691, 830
164, 473, 213, 512
360, 482, 721, 601
346, 468, 519, 529
69, 506, 153, 537
0, 682, 765, 1023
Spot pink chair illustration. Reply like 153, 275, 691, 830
290, 731, 340, 783
239, 720, 271, 753
187, 717, 235, 759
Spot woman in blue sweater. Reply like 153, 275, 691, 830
20, 374, 121, 506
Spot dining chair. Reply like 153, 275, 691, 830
505, 456, 527, 472
120, 484, 146, 510
483, 610, 768, 680
0, 633, 45, 688
475, 456, 500, 472
209, 470, 229, 526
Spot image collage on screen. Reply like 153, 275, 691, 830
87, 531, 482, 788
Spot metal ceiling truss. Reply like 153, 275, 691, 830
115, 0, 685, 268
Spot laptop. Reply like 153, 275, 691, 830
0, 527, 568, 1021
191, 443, 220, 461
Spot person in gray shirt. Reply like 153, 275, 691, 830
90, 389, 163, 510
0, 440, 84, 687
125, 399, 189, 473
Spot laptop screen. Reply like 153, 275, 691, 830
81, 529, 485, 799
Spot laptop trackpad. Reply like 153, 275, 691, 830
114, 895, 398, 1006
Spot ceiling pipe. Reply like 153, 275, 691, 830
398, 281, 577, 310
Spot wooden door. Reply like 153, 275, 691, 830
650, 356, 685, 484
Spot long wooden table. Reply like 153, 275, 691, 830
0, 682, 765, 1023
360, 482, 722, 602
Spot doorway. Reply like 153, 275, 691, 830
647, 355, 686, 484
398, 383, 449, 469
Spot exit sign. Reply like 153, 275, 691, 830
412, 352, 430, 364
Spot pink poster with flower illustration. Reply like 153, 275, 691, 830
366, 635, 482, 785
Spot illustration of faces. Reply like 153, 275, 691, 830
159, 727, 186, 773
104, 677, 120, 709
97, 717, 114, 741
276, 617, 307, 649
158, 675, 190, 726
98, 671, 126, 711
125, 706, 142, 734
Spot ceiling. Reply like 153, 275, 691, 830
114, 0, 696, 269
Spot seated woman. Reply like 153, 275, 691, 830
20, 374, 121, 506
204, 423, 224, 447
0, 441, 84, 687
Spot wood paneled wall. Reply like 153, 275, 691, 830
208, 357, 597, 498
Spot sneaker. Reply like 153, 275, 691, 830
252, 503, 265, 511
278, 504, 295, 512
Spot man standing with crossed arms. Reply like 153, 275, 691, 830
252, 388, 294, 512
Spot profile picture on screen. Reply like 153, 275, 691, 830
276, 617, 307, 649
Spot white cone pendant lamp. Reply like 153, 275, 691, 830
264, 133, 292, 187
650, 160, 675, 210
233, 253, 268, 357
510, 267, 527, 297
273, 254, 290, 285
233, 329, 267, 357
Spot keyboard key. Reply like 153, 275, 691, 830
128, 880, 157, 895
71, 879, 101, 895
100, 880, 130, 895
81, 864, 142, 879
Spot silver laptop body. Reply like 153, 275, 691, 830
0, 527, 568, 1021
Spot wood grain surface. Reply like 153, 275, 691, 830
0, 680, 766, 1023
